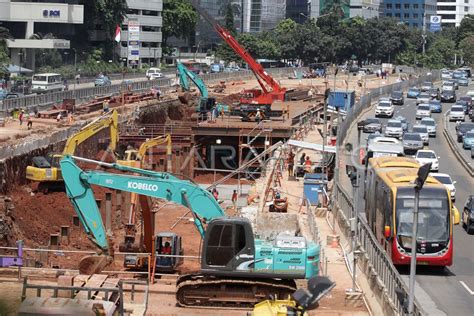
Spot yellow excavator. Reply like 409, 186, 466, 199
116, 135, 178, 271
25, 110, 119, 193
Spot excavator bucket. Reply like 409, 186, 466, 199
178, 92, 191, 104
78, 255, 113, 275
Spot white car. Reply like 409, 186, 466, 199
375, 100, 394, 118
420, 117, 437, 137
467, 90, 474, 101
146, 67, 162, 80
416, 104, 432, 120
442, 81, 455, 91
421, 81, 433, 92
415, 150, 439, 171
449, 105, 465, 122
416, 93, 431, 105
384, 119, 404, 138
441, 70, 452, 79
412, 125, 429, 145
430, 173, 456, 201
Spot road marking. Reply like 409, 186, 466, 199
460, 281, 474, 295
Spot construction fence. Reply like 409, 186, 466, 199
0, 67, 301, 115
331, 69, 441, 316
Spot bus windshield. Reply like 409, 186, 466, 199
396, 192, 449, 250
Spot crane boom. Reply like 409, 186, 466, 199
60, 155, 225, 250
189, 0, 285, 102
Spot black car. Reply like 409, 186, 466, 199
462, 195, 474, 234
390, 91, 404, 105
427, 88, 440, 100
470, 107, 474, 122
441, 90, 456, 103
359, 118, 382, 133
456, 122, 474, 142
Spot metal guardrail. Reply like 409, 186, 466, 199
442, 111, 474, 177
331, 70, 441, 316
0, 67, 300, 114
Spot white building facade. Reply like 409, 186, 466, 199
437, 0, 474, 27
0, 0, 83, 70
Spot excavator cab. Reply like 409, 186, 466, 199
201, 218, 255, 273
155, 232, 183, 272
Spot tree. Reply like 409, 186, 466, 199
0, 27, 11, 75
215, 4, 239, 62
459, 35, 474, 65
458, 15, 474, 43
162, 0, 198, 55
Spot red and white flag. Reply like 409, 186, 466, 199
114, 25, 121, 43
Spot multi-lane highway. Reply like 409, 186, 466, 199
340, 80, 474, 315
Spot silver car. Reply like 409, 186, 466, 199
416, 104, 432, 120
449, 105, 465, 122
412, 125, 429, 145
402, 133, 424, 154
420, 117, 437, 137
416, 93, 431, 105
385, 119, 404, 138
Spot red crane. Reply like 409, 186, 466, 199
190, 0, 286, 107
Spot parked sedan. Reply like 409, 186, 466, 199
415, 150, 439, 171
430, 173, 456, 201
412, 125, 429, 145
420, 117, 437, 137
416, 104, 432, 120
402, 133, 424, 155
441, 90, 456, 103
429, 100, 442, 113
360, 118, 383, 133
449, 105, 465, 122
416, 93, 431, 105
463, 130, 474, 149
462, 195, 474, 234
455, 122, 474, 142
390, 91, 404, 105
407, 87, 421, 98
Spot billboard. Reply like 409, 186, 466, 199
128, 20, 140, 61
430, 15, 442, 32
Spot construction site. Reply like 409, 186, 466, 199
0, 61, 405, 315
0, 2, 411, 314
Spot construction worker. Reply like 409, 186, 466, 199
162, 242, 172, 255
27, 114, 33, 130
231, 190, 238, 210
67, 112, 73, 125
287, 150, 295, 177
56, 112, 62, 122
255, 108, 262, 123
103, 99, 110, 113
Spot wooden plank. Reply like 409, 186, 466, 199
96, 278, 120, 302
74, 274, 108, 299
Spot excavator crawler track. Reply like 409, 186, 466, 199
176, 274, 297, 309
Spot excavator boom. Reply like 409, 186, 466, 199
177, 63, 209, 99
62, 110, 119, 155
60, 155, 225, 250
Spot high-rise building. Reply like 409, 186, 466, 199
382, 0, 437, 28
0, 0, 84, 70
286, 0, 310, 23
309, 0, 380, 20
242, 0, 286, 32
437, 0, 474, 27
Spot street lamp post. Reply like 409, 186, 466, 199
72, 48, 77, 93
407, 162, 432, 315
